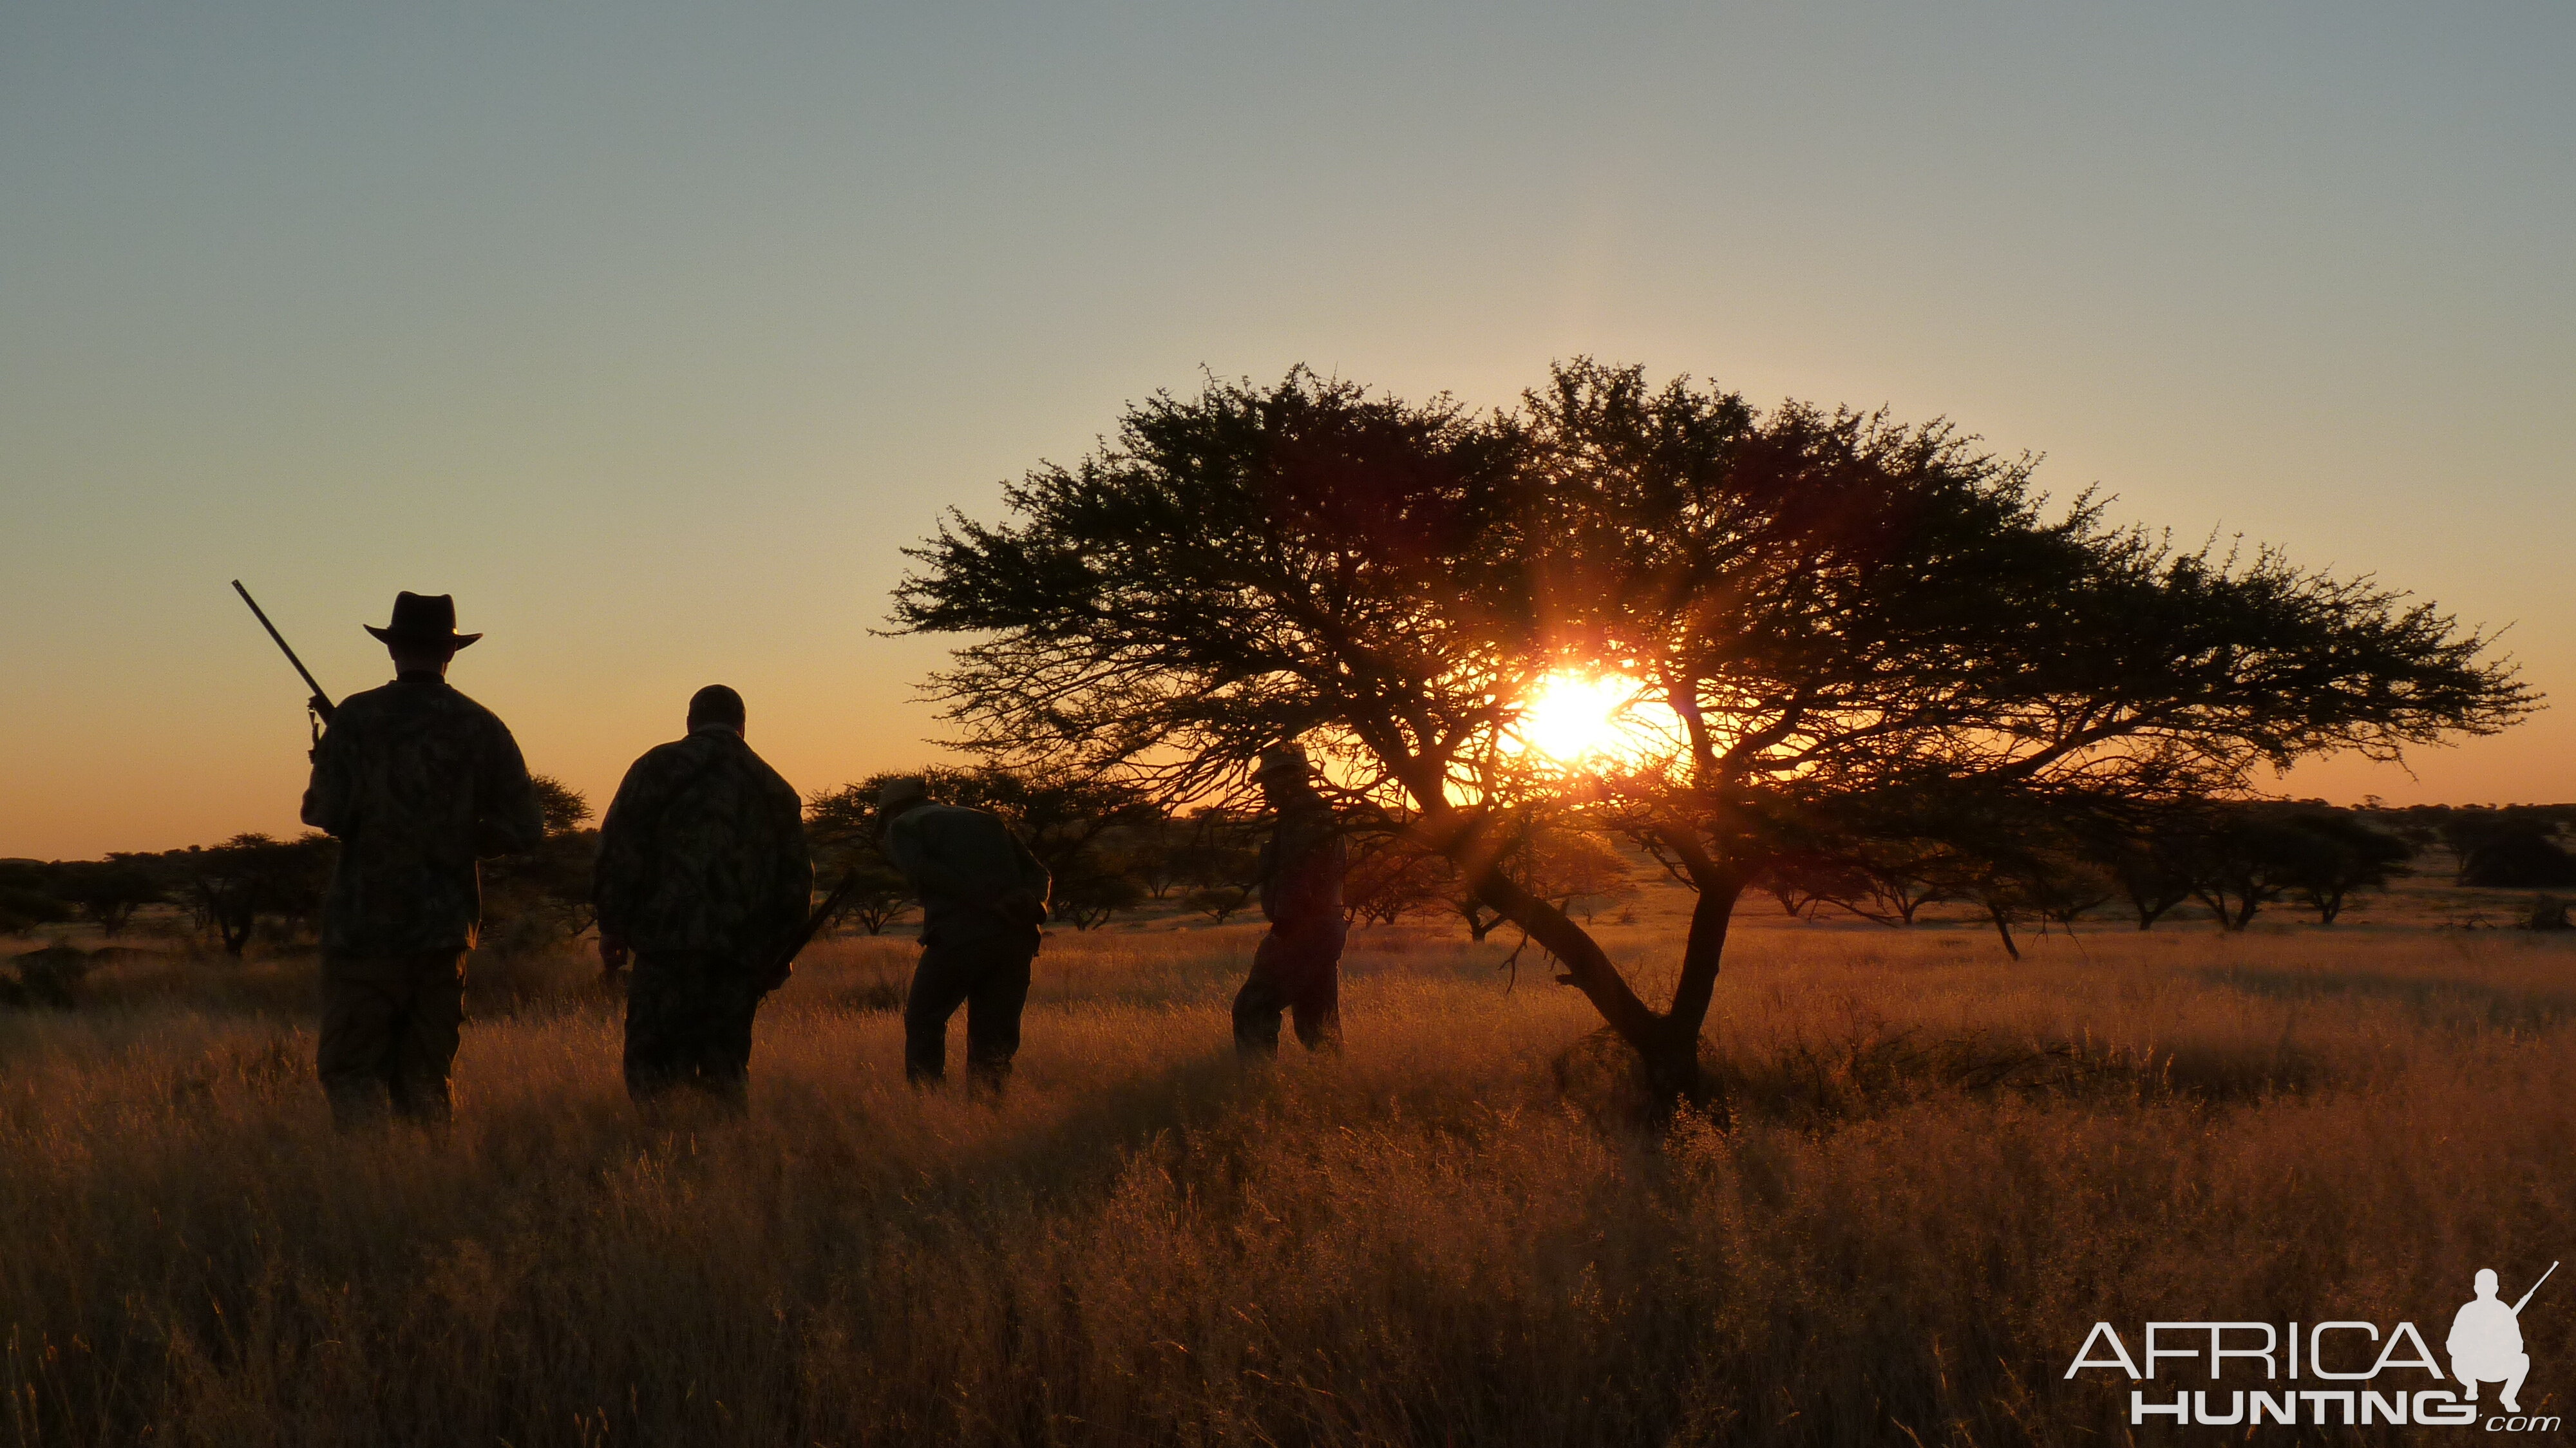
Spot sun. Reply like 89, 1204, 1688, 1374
1518, 671, 1642, 763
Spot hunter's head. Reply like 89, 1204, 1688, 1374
1255, 743, 1312, 801
365, 592, 478, 678
688, 685, 747, 736
878, 776, 931, 821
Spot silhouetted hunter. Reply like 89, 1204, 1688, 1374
1233, 744, 1348, 1057
2450, 1263, 2554, 1415
299, 592, 541, 1129
594, 686, 811, 1112
879, 776, 1050, 1092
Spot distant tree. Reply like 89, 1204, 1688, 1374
2444, 808, 2576, 888
2362, 801, 2447, 855
1036, 815, 1159, 931
1756, 834, 1958, 928
1957, 864, 2039, 959
531, 775, 593, 835
836, 871, 915, 935
895, 363, 2532, 1106
1188, 884, 1255, 924
1174, 806, 1262, 896
2004, 846, 2120, 944
2170, 804, 2415, 929
167, 834, 334, 955
2467, 834, 2576, 889
478, 776, 601, 952
1852, 853, 1958, 927
2180, 810, 2302, 932
1832, 796, 2110, 958
2276, 809, 2414, 924
52, 857, 163, 937
1129, 835, 1187, 900
2088, 809, 2206, 930
1755, 852, 1864, 920
0, 859, 73, 936
1055, 870, 1146, 930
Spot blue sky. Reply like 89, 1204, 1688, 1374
3, 1, 2569, 855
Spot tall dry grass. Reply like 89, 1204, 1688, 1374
5, 919, 2573, 1445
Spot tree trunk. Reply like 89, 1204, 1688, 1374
1461, 902, 1498, 942
1651, 874, 1745, 1107
1416, 797, 1720, 1118
1986, 900, 2021, 960
1466, 869, 1662, 1050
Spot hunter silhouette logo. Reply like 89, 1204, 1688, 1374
2452, 1262, 2554, 1415
2066, 1260, 2561, 1429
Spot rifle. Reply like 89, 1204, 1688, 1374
761, 868, 866, 991
2513, 1261, 2558, 1315
232, 580, 336, 742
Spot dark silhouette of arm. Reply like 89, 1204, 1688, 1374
299, 714, 354, 836
477, 719, 545, 859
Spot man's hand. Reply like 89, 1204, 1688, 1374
1004, 888, 1048, 928
598, 932, 630, 975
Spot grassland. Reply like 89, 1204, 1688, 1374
5, 896, 2575, 1446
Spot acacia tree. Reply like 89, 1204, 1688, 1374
480, 775, 601, 949
167, 833, 334, 955
2275, 808, 2414, 924
893, 364, 2531, 1106
52, 857, 162, 937
2087, 805, 2210, 930
2173, 803, 2414, 929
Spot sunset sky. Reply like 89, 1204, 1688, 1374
3, 2, 2568, 859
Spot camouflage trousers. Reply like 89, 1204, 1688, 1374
904, 935, 1037, 1092
1233, 918, 1347, 1056
625, 950, 764, 1112
319, 949, 468, 1129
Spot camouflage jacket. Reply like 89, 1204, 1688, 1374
594, 728, 811, 962
300, 673, 544, 956
883, 803, 1051, 949
1258, 788, 1346, 926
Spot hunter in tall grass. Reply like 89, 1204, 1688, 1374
6, 917, 2572, 1447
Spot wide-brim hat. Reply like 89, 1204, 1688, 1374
363, 591, 482, 649
878, 776, 931, 813
1255, 743, 1311, 780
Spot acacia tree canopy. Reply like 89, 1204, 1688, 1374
893, 363, 2533, 1104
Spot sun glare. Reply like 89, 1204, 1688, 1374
1519, 671, 1644, 763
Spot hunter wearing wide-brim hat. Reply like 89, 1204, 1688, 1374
299, 591, 542, 1129
1233, 743, 1349, 1057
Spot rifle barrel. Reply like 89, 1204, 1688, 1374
794, 870, 863, 950
231, 580, 334, 714
2513, 1261, 2558, 1315
761, 869, 863, 989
